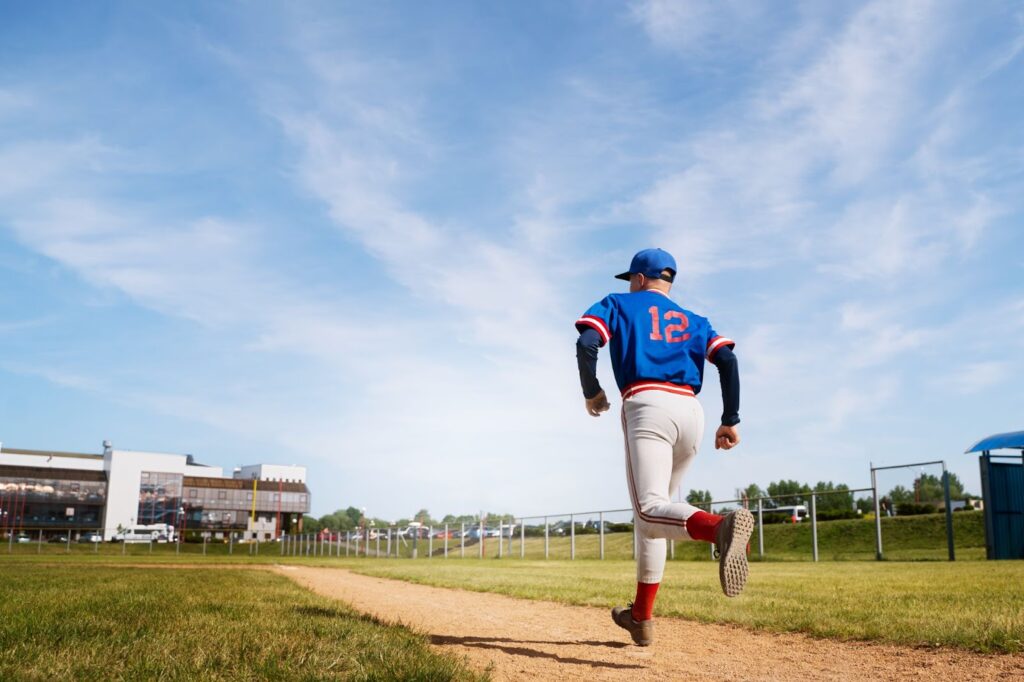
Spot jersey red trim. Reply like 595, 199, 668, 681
621, 381, 695, 400
575, 315, 611, 345
706, 336, 735, 360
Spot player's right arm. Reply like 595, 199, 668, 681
711, 345, 740, 449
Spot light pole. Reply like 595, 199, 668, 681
360, 507, 367, 557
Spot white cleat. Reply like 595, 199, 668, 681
716, 509, 754, 597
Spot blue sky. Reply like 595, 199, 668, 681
1, 1, 1022, 520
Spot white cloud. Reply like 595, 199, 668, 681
629, 0, 766, 55
945, 361, 1009, 394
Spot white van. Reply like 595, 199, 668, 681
771, 505, 808, 522
113, 524, 176, 543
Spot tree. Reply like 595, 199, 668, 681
855, 497, 874, 514
687, 489, 713, 509
302, 515, 322, 533
483, 511, 515, 524
888, 485, 913, 505
413, 509, 435, 526
766, 480, 811, 508
912, 473, 970, 502
813, 481, 853, 512
736, 483, 765, 505
344, 506, 363, 528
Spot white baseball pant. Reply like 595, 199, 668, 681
621, 388, 706, 584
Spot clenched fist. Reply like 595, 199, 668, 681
715, 424, 740, 450
585, 390, 611, 417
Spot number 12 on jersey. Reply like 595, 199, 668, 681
648, 306, 690, 343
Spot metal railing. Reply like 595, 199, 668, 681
4, 471, 963, 562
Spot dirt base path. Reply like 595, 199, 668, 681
277, 566, 1022, 681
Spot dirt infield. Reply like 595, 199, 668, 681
279, 565, 1024, 682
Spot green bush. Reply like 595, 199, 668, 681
896, 503, 940, 516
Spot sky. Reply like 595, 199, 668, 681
1, 1, 1022, 521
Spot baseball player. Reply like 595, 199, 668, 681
575, 247, 753, 647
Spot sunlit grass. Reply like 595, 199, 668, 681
0, 565, 485, 681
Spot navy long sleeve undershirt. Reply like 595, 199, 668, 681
575, 328, 740, 426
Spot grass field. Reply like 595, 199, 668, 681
1, 510, 1018, 668
0, 564, 485, 681
342, 558, 1024, 654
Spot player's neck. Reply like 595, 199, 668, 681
639, 287, 671, 298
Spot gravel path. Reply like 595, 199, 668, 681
277, 565, 1024, 681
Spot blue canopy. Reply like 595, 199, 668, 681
965, 431, 1024, 453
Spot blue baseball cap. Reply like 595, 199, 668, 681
614, 248, 677, 282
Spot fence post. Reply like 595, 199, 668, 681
519, 520, 525, 559
497, 522, 503, 559
478, 519, 484, 559
461, 523, 465, 558
544, 516, 549, 560
375, 531, 380, 557
428, 526, 433, 559
757, 498, 764, 559
444, 524, 449, 558
8, 531, 12, 553
387, 528, 392, 558
669, 539, 675, 560
943, 468, 956, 561
599, 511, 605, 560
872, 466, 883, 560
67, 531, 72, 554
203, 535, 208, 556
346, 531, 350, 557
38, 529, 42, 554
810, 493, 819, 562
570, 514, 575, 560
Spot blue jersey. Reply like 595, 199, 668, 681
575, 290, 734, 397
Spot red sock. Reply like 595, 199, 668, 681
632, 581, 660, 621
685, 511, 724, 543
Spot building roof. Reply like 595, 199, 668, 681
0, 464, 107, 482
965, 431, 1024, 453
0, 447, 104, 460
182, 475, 308, 494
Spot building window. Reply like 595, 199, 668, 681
218, 490, 227, 500
272, 493, 280, 502
299, 495, 307, 504
189, 489, 198, 498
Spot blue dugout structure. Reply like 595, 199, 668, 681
966, 431, 1024, 560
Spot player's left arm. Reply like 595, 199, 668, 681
710, 346, 740, 449
576, 328, 610, 416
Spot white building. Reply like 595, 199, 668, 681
0, 441, 311, 540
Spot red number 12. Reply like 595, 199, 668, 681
648, 306, 690, 343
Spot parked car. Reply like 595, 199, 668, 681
78, 532, 103, 543
15, 533, 32, 543
48, 534, 70, 544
